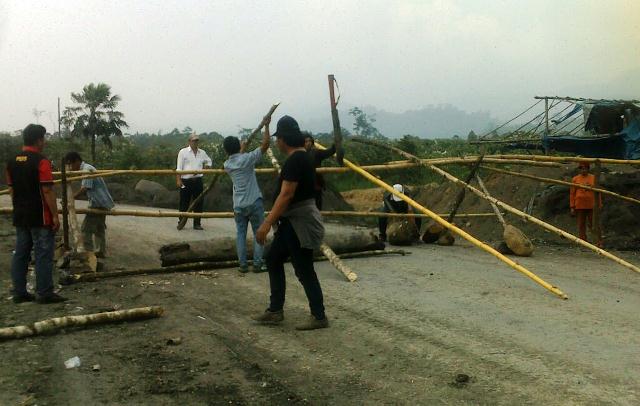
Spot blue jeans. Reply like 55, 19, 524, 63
11, 227, 55, 297
234, 198, 265, 268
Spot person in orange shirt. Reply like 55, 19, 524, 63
570, 162, 602, 245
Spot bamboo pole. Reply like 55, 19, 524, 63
0, 207, 499, 218
66, 170, 84, 252
75, 250, 407, 282
474, 175, 506, 228
61, 159, 70, 250
267, 146, 357, 282
46, 156, 563, 178
481, 166, 640, 206
325, 140, 567, 299
593, 160, 603, 246
352, 139, 640, 276
0, 306, 164, 340
486, 154, 640, 166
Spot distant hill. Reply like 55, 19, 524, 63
303, 104, 497, 139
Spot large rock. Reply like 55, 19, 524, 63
388, 220, 419, 246
135, 180, 168, 198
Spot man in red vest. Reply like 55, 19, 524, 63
6, 124, 67, 304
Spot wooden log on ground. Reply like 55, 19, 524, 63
76, 249, 408, 282
387, 220, 419, 246
346, 138, 567, 299
159, 229, 384, 266
0, 306, 164, 340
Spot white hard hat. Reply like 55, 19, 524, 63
392, 184, 404, 201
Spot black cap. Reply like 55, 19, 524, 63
272, 115, 302, 139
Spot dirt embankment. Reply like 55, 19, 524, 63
342, 165, 640, 249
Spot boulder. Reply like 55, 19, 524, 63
388, 220, 419, 246
135, 180, 168, 198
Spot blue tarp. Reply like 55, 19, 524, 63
543, 102, 640, 159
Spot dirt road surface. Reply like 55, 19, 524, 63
1, 198, 640, 405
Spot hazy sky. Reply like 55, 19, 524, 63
1, 0, 638, 135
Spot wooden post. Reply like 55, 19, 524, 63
60, 159, 70, 250
544, 97, 549, 134
593, 160, 602, 246
328, 74, 345, 165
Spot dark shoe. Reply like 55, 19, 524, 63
36, 293, 68, 304
12, 292, 35, 304
252, 309, 284, 324
295, 316, 329, 331
252, 264, 267, 273
378, 234, 387, 243
238, 266, 249, 274
193, 225, 204, 230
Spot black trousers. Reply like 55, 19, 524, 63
378, 205, 422, 237
266, 218, 325, 320
314, 190, 323, 210
179, 177, 204, 226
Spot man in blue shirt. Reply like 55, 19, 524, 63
223, 116, 271, 273
65, 152, 115, 258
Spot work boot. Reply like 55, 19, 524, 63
36, 293, 68, 304
12, 292, 35, 304
295, 316, 329, 331
252, 264, 267, 273
193, 225, 204, 230
252, 309, 284, 324
238, 265, 249, 274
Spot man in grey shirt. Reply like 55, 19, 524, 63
65, 152, 115, 258
223, 116, 271, 273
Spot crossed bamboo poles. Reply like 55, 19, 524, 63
314, 141, 567, 299
350, 138, 640, 276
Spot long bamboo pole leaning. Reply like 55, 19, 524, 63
351, 138, 640, 276
322, 140, 567, 299
177, 103, 281, 230
0, 207, 498, 218
266, 146, 358, 282
475, 173, 534, 257
0, 306, 164, 340
481, 165, 640, 206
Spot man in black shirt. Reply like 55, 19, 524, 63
255, 116, 328, 331
6, 124, 67, 304
303, 133, 336, 210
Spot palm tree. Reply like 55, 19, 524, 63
63, 83, 128, 161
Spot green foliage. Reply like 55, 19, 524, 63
63, 83, 128, 161
348, 107, 384, 139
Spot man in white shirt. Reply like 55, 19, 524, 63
176, 133, 212, 230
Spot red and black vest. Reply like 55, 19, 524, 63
6, 150, 53, 227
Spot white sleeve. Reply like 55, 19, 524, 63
203, 151, 213, 167
176, 149, 184, 171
